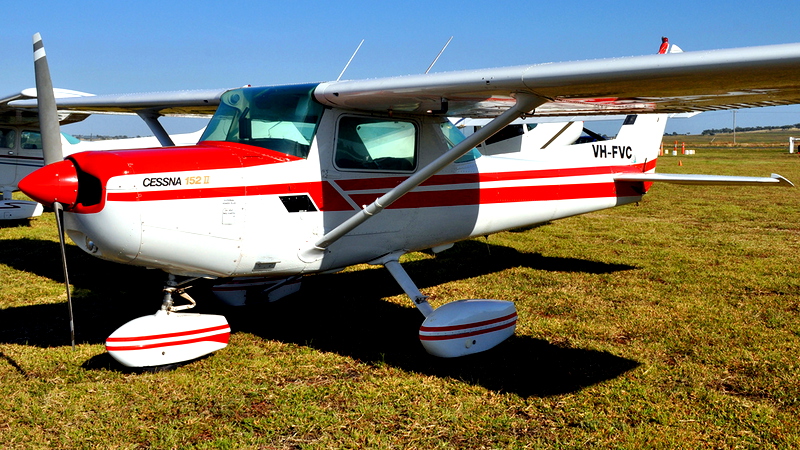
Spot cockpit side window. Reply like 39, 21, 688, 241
334, 116, 417, 172
200, 83, 323, 158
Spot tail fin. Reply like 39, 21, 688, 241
658, 36, 683, 54
658, 37, 669, 54
613, 37, 682, 162
613, 114, 668, 163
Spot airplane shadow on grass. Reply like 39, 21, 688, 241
0, 219, 36, 229
0, 238, 639, 397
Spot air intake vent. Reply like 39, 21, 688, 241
279, 195, 317, 213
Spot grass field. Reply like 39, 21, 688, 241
1, 137, 799, 448
664, 128, 800, 146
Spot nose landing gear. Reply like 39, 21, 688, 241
105, 275, 231, 368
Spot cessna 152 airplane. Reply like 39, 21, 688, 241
14, 33, 798, 368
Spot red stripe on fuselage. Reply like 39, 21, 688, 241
68, 141, 303, 214
108, 180, 355, 211
349, 182, 627, 209
104, 160, 655, 210
81, 136, 656, 213
334, 160, 657, 191
106, 179, 641, 211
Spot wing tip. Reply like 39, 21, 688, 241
771, 174, 794, 187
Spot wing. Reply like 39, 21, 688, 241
0, 88, 94, 126
9, 88, 227, 118
11, 42, 800, 120
454, 112, 700, 127
314, 43, 800, 117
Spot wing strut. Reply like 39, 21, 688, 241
299, 93, 546, 262
136, 110, 175, 147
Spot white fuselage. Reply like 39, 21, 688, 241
61, 108, 663, 279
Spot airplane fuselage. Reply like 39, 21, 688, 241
37, 84, 662, 279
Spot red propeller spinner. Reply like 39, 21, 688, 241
19, 159, 79, 208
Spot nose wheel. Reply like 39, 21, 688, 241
105, 274, 231, 368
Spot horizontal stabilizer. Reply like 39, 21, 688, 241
614, 172, 794, 187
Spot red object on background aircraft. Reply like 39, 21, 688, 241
658, 36, 669, 54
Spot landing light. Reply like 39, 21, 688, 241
85, 236, 98, 253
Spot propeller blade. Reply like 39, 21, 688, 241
33, 33, 74, 348
33, 32, 63, 166
54, 202, 75, 350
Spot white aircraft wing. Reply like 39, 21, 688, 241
8, 42, 800, 121
9, 88, 227, 118
1, 88, 94, 126
453, 112, 700, 127
314, 43, 800, 117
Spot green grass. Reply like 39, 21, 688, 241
1, 144, 799, 448
664, 127, 800, 146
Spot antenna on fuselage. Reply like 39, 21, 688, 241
336, 39, 364, 82
425, 36, 453, 74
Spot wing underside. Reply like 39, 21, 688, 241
9, 88, 227, 118
314, 43, 800, 117
1, 88, 94, 126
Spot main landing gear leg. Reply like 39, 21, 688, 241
376, 253, 518, 358
104, 274, 231, 368
382, 259, 434, 317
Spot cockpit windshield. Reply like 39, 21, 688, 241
200, 83, 324, 158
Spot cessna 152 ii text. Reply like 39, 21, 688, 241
14, 34, 797, 368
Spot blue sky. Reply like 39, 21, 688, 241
2, 0, 800, 137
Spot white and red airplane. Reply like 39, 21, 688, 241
14, 34, 798, 368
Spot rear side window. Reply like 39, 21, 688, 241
20, 131, 42, 149
0, 128, 15, 149
486, 124, 524, 145
335, 117, 417, 171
